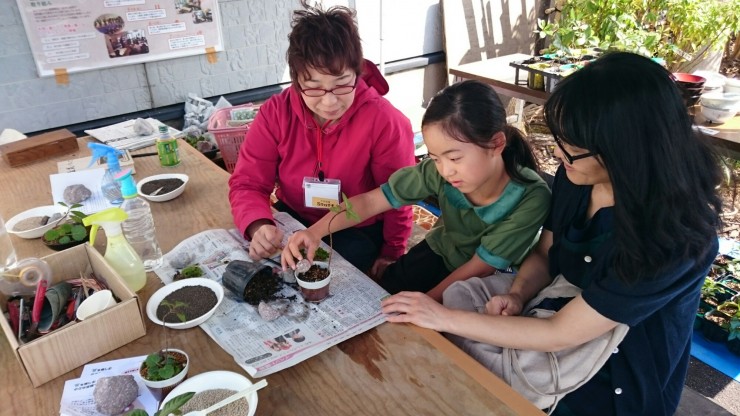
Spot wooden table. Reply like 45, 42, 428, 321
0, 137, 543, 415
449, 53, 550, 106
450, 53, 740, 153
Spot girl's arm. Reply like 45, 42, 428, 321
282, 188, 392, 268
426, 256, 496, 302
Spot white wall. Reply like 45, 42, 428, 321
0, 0, 443, 135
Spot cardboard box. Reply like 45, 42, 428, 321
0, 244, 146, 387
0, 129, 78, 167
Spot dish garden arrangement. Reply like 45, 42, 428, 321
42, 202, 90, 251
139, 299, 190, 390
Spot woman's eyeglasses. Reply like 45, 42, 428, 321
553, 137, 597, 164
299, 79, 357, 97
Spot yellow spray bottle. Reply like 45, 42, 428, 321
83, 208, 146, 292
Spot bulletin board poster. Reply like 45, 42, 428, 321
16, 0, 224, 77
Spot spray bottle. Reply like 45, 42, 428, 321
83, 208, 146, 292
115, 169, 163, 271
87, 143, 125, 205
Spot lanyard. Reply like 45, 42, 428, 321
315, 119, 332, 181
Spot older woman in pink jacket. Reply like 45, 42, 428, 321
228, 1, 415, 276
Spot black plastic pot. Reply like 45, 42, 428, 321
222, 260, 272, 303
702, 309, 731, 342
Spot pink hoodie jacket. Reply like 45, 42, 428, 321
228, 61, 415, 260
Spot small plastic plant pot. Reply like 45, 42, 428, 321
702, 310, 731, 342
139, 348, 189, 394
222, 261, 272, 302
295, 261, 332, 303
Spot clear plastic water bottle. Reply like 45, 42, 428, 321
115, 169, 163, 271
88, 143, 125, 205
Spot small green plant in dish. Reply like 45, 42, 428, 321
173, 264, 204, 280
139, 300, 188, 382
43, 202, 88, 245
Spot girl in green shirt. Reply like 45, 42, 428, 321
283, 80, 551, 301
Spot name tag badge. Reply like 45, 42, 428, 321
303, 177, 341, 209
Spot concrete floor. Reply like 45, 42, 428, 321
683, 358, 740, 415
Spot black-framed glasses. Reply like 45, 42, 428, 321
299, 78, 357, 97
553, 136, 597, 164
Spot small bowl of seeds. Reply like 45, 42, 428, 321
137, 173, 189, 202
6, 205, 67, 239
161, 370, 258, 416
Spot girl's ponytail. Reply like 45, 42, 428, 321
502, 124, 539, 184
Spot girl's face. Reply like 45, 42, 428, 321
553, 139, 610, 186
297, 66, 357, 125
423, 123, 503, 200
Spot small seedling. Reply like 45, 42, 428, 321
140, 300, 187, 382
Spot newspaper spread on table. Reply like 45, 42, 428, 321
153, 212, 388, 377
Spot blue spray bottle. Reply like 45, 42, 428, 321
87, 143, 124, 205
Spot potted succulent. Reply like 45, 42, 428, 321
42, 202, 90, 251
295, 193, 359, 302
139, 300, 190, 391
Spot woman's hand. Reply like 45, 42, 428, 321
485, 293, 524, 316
381, 292, 450, 332
282, 230, 320, 270
248, 224, 284, 261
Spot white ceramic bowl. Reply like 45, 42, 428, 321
137, 173, 189, 202
701, 92, 740, 111
146, 277, 224, 329
161, 370, 258, 416
5, 205, 67, 239
693, 70, 726, 90
701, 104, 736, 124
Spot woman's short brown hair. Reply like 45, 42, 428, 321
287, 1, 364, 86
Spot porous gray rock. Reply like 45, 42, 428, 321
93, 375, 139, 416
63, 184, 92, 204
133, 118, 154, 136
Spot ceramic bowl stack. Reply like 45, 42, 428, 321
726, 77, 740, 95
673, 73, 706, 107
700, 92, 740, 124
693, 70, 725, 96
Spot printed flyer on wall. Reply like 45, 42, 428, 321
15, 0, 223, 77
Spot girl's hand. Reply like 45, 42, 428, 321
248, 224, 284, 261
282, 230, 320, 270
381, 292, 449, 331
485, 294, 524, 316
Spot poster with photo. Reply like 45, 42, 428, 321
16, 0, 223, 77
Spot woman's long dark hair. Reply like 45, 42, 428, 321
544, 52, 722, 283
422, 80, 538, 183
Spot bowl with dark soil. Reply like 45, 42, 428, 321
138, 173, 189, 202
146, 278, 224, 329
295, 261, 331, 302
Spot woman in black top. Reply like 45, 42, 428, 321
381, 52, 722, 415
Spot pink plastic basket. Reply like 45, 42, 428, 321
207, 103, 257, 173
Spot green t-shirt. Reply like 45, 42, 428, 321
380, 158, 551, 271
